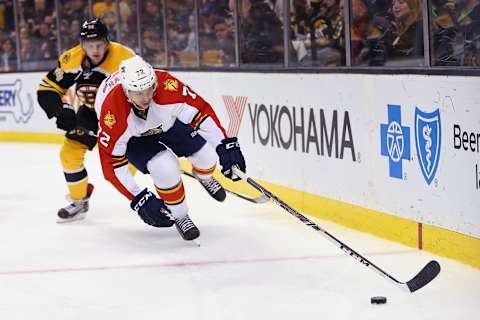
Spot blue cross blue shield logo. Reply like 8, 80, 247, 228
414, 107, 441, 185
380, 105, 410, 179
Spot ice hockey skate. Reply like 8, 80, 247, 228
192, 172, 226, 202
175, 214, 200, 241
57, 183, 94, 223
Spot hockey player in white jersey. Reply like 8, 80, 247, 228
95, 55, 246, 241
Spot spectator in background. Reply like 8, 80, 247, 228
368, 0, 424, 65
35, 22, 58, 60
212, 18, 235, 65
102, 11, 118, 41
241, 0, 284, 64
433, 0, 480, 66
167, 22, 189, 52
142, 0, 163, 34
20, 0, 53, 27
166, 21, 189, 65
316, 0, 345, 66
70, 20, 81, 45
19, 37, 32, 62
119, 0, 135, 30
432, 0, 459, 65
140, 1, 164, 65
351, 0, 371, 65
229, 0, 251, 18
197, 0, 219, 48
0, 30, 7, 45
204, 0, 229, 14
0, 37, 17, 72
63, 0, 88, 23
142, 28, 165, 66
19, 25, 30, 41
290, 0, 310, 63
350, 0, 390, 66
390, 0, 423, 58
93, 0, 116, 18
20, 36, 41, 65
460, 0, 480, 65
0, 0, 15, 32
183, 15, 197, 53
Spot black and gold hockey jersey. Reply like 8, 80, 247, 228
37, 42, 135, 118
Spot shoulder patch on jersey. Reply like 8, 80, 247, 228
62, 52, 70, 65
54, 68, 64, 81
59, 45, 84, 71
103, 111, 116, 129
163, 79, 179, 92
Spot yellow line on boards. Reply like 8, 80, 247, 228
0, 132, 64, 144
181, 161, 480, 269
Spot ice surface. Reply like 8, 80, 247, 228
0, 142, 478, 320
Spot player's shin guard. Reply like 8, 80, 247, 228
60, 138, 89, 200
155, 181, 200, 241
192, 165, 226, 202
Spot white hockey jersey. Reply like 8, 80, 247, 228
95, 70, 227, 199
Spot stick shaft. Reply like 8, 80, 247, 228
232, 167, 409, 291
182, 170, 268, 204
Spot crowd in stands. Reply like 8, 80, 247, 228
431, 0, 480, 66
0, 0, 479, 72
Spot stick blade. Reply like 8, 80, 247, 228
406, 260, 441, 293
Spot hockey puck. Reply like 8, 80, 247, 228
370, 296, 387, 304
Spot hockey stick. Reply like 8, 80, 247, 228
181, 170, 269, 204
232, 167, 441, 293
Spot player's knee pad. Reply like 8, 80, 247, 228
188, 143, 218, 172
147, 150, 181, 186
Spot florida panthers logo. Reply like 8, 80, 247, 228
103, 111, 116, 129
163, 79, 178, 92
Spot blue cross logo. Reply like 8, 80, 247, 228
380, 105, 410, 179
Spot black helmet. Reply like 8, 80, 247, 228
79, 18, 109, 41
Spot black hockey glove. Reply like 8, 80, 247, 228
56, 104, 76, 131
216, 137, 246, 181
66, 105, 99, 150
130, 188, 175, 228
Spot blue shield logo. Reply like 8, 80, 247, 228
414, 107, 441, 185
